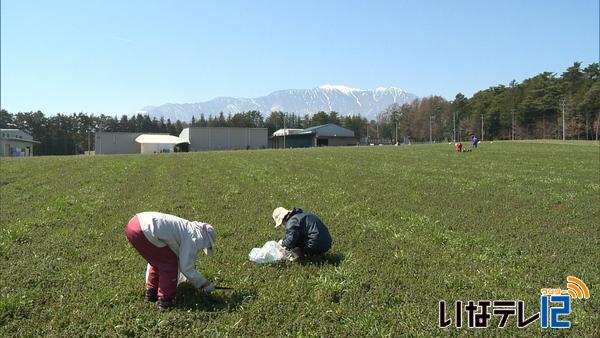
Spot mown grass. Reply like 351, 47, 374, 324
1, 141, 598, 336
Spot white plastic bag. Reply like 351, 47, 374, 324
145, 263, 188, 285
248, 240, 287, 264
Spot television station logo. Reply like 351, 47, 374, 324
439, 276, 590, 329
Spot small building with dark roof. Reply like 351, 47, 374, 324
271, 123, 357, 148
0, 129, 40, 156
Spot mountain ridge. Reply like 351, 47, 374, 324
141, 85, 418, 122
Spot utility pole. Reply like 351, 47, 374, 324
453, 112, 456, 143
511, 109, 515, 141
283, 113, 286, 149
88, 130, 91, 155
542, 114, 545, 139
560, 99, 566, 141
395, 121, 398, 144
596, 113, 600, 141
429, 115, 433, 143
97, 123, 102, 154
481, 114, 484, 142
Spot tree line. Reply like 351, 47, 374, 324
1, 62, 597, 155
0, 108, 366, 155
0, 111, 185, 155
377, 62, 599, 143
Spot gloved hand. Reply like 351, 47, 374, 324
201, 281, 215, 293
277, 239, 283, 246
284, 249, 299, 262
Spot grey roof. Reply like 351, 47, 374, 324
0, 129, 39, 142
301, 123, 355, 137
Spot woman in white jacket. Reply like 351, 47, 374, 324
125, 211, 217, 311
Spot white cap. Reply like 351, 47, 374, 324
194, 222, 216, 257
272, 207, 290, 228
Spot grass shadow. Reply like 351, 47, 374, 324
297, 252, 345, 266
252, 252, 345, 269
172, 283, 253, 312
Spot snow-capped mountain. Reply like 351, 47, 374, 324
141, 85, 417, 122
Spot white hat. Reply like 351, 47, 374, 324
194, 222, 216, 257
272, 207, 290, 228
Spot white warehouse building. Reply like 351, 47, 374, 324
179, 127, 268, 151
94, 128, 268, 154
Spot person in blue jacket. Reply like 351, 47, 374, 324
272, 207, 332, 259
471, 135, 479, 149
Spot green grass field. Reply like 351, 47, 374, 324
1, 142, 598, 336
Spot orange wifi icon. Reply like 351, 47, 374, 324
565, 276, 590, 300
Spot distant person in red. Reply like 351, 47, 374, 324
125, 212, 217, 311
455, 142, 463, 152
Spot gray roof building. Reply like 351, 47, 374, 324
271, 123, 357, 148
0, 129, 40, 157
180, 127, 268, 151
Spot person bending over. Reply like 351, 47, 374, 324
272, 207, 332, 260
125, 211, 216, 311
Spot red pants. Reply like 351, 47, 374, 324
125, 216, 178, 299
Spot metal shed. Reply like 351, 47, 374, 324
95, 132, 143, 154
95, 132, 174, 154
0, 129, 40, 157
179, 127, 268, 151
135, 134, 190, 154
271, 124, 357, 148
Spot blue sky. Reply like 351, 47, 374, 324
1, 0, 598, 116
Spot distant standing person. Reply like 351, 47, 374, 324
272, 207, 332, 259
471, 135, 479, 149
124, 212, 217, 311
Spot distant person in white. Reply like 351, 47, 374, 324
125, 212, 216, 311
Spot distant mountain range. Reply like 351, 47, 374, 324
141, 85, 418, 122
